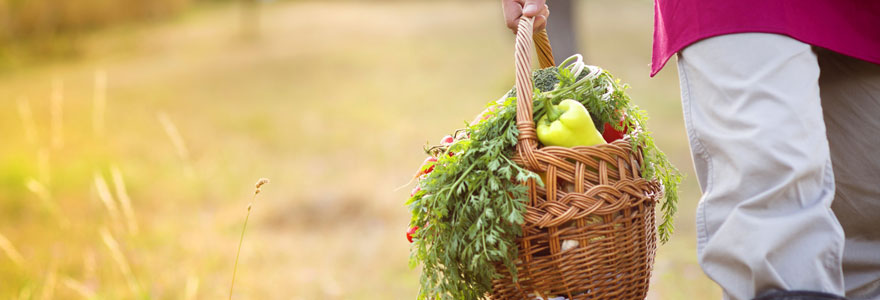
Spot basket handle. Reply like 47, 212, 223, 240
534, 26, 555, 69
514, 17, 554, 170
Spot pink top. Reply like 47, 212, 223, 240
651, 0, 880, 77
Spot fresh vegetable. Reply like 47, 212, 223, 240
407, 226, 419, 243
407, 96, 536, 299
537, 99, 606, 147
561, 240, 578, 251
419, 157, 437, 176
602, 112, 628, 142
407, 55, 682, 300
602, 121, 627, 142
411, 186, 421, 197
440, 135, 454, 145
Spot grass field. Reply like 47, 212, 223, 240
0, 0, 721, 298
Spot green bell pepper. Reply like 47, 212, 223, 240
536, 99, 606, 148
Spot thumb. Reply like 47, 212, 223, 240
522, 0, 547, 17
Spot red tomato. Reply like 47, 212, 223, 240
602, 120, 627, 142
406, 226, 419, 243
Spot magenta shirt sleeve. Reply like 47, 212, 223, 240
651, 0, 880, 77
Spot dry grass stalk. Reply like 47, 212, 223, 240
40, 260, 57, 300
157, 112, 193, 177
25, 178, 68, 227
185, 274, 199, 300
110, 165, 139, 234
100, 227, 141, 296
93, 70, 107, 138
16, 97, 38, 144
61, 276, 96, 299
0, 232, 25, 268
25, 178, 52, 205
229, 178, 269, 300
50, 78, 64, 149
94, 173, 122, 226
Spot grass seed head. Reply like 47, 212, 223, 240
254, 178, 269, 195
231, 177, 268, 300
255, 178, 269, 189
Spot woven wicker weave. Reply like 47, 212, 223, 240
489, 17, 661, 300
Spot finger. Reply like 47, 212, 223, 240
534, 15, 547, 32
534, 5, 549, 31
522, 0, 547, 17
502, 0, 524, 32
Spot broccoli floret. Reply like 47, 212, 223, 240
532, 67, 561, 92
507, 67, 560, 97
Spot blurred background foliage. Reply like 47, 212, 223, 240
0, 0, 191, 40
0, 0, 237, 68
0, 0, 719, 298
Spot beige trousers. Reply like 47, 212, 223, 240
676, 33, 880, 300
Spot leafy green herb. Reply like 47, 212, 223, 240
408, 60, 681, 299
407, 94, 537, 299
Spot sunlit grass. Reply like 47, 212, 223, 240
0, 0, 718, 298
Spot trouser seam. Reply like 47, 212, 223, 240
678, 56, 713, 250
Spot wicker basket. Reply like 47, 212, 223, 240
489, 17, 661, 300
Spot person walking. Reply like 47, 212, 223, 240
500, 0, 880, 299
